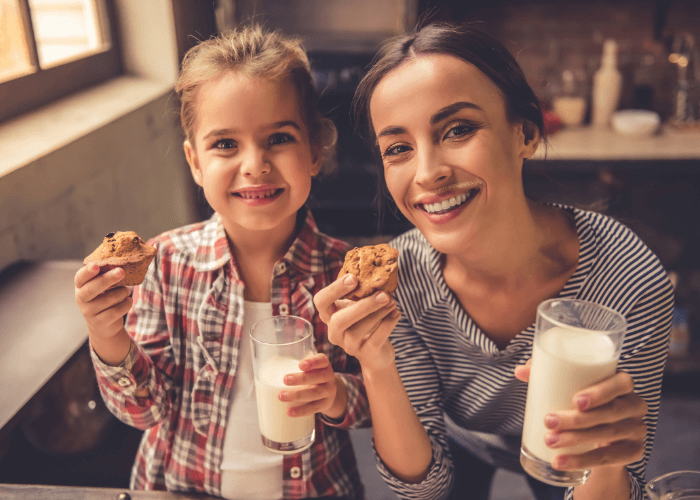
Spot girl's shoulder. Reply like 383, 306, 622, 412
146, 217, 217, 259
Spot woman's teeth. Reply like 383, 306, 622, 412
423, 190, 476, 214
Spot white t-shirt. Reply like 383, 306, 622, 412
220, 301, 283, 500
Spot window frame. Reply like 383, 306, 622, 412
0, 0, 121, 123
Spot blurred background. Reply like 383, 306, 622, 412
0, 1, 699, 498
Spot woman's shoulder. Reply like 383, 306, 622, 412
390, 228, 436, 263
569, 206, 672, 299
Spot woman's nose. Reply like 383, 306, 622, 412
414, 147, 451, 187
240, 147, 271, 177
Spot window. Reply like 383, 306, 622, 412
0, 0, 120, 123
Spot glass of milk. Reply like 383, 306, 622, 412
645, 470, 700, 500
250, 315, 316, 454
520, 298, 627, 486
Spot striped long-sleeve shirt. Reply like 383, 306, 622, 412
91, 209, 370, 499
378, 205, 673, 500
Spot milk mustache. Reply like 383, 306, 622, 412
522, 326, 619, 461
255, 356, 315, 444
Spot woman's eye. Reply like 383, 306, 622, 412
269, 133, 294, 146
444, 124, 476, 140
382, 144, 412, 158
213, 139, 236, 150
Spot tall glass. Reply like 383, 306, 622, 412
250, 315, 316, 454
520, 299, 627, 486
645, 471, 700, 500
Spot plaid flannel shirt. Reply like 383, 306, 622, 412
91, 210, 370, 499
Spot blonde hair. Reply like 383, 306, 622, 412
176, 25, 337, 175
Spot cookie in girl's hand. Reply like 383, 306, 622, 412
84, 231, 156, 288
339, 244, 399, 300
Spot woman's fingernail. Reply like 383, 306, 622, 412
544, 415, 559, 429
343, 274, 356, 285
544, 433, 559, 446
376, 292, 389, 303
283, 375, 294, 385
279, 391, 288, 400
575, 395, 590, 411
390, 309, 401, 319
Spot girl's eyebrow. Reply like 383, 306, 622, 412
202, 121, 301, 140
375, 101, 483, 141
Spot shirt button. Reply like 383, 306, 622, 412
118, 377, 132, 387
279, 304, 289, 315
276, 262, 287, 274
290, 466, 301, 479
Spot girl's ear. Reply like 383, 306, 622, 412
309, 144, 323, 177
184, 140, 203, 186
519, 120, 541, 159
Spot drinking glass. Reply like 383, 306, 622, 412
646, 470, 700, 500
520, 298, 627, 486
250, 315, 315, 454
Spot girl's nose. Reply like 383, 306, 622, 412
240, 148, 271, 177
414, 147, 451, 187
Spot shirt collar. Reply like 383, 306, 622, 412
192, 208, 326, 276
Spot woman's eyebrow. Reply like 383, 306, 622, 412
430, 101, 482, 125
376, 125, 406, 140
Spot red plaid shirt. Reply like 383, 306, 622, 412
91, 210, 370, 499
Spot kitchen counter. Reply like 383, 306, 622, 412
0, 260, 88, 430
531, 126, 700, 161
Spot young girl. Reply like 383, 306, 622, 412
314, 21, 672, 500
74, 25, 369, 500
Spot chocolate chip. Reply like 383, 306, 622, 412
133, 237, 141, 244
116, 493, 131, 500
105, 232, 115, 238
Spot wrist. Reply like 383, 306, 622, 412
322, 374, 348, 421
90, 327, 132, 366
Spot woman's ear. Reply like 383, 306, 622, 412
519, 120, 541, 159
184, 140, 203, 186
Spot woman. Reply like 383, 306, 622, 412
313, 22, 672, 500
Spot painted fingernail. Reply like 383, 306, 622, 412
278, 391, 289, 401
544, 433, 559, 446
343, 274, 356, 285
283, 375, 294, 385
555, 456, 568, 469
575, 395, 590, 411
544, 415, 559, 429
376, 292, 389, 303
113, 268, 124, 277
90, 264, 99, 272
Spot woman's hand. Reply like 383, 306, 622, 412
515, 360, 648, 471
74, 264, 132, 340
279, 353, 346, 420
313, 274, 401, 372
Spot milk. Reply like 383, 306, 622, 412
254, 356, 315, 445
522, 326, 619, 461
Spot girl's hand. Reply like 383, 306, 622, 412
313, 274, 401, 372
514, 361, 648, 471
279, 353, 345, 419
74, 264, 133, 340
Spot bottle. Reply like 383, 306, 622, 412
591, 39, 622, 127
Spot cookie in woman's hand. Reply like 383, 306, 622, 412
339, 244, 399, 300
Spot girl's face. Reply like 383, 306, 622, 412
370, 54, 539, 256
184, 71, 320, 238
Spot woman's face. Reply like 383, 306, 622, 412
369, 53, 538, 255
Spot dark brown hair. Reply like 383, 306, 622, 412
353, 21, 545, 143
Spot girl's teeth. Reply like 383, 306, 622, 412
239, 189, 277, 199
423, 192, 472, 214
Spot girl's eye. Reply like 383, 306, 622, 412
382, 143, 412, 158
269, 133, 294, 146
444, 124, 476, 140
213, 139, 236, 150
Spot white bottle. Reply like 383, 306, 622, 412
591, 39, 622, 127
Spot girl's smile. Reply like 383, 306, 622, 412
231, 184, 284, 206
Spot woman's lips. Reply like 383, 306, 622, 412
417, 187, 481, 224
